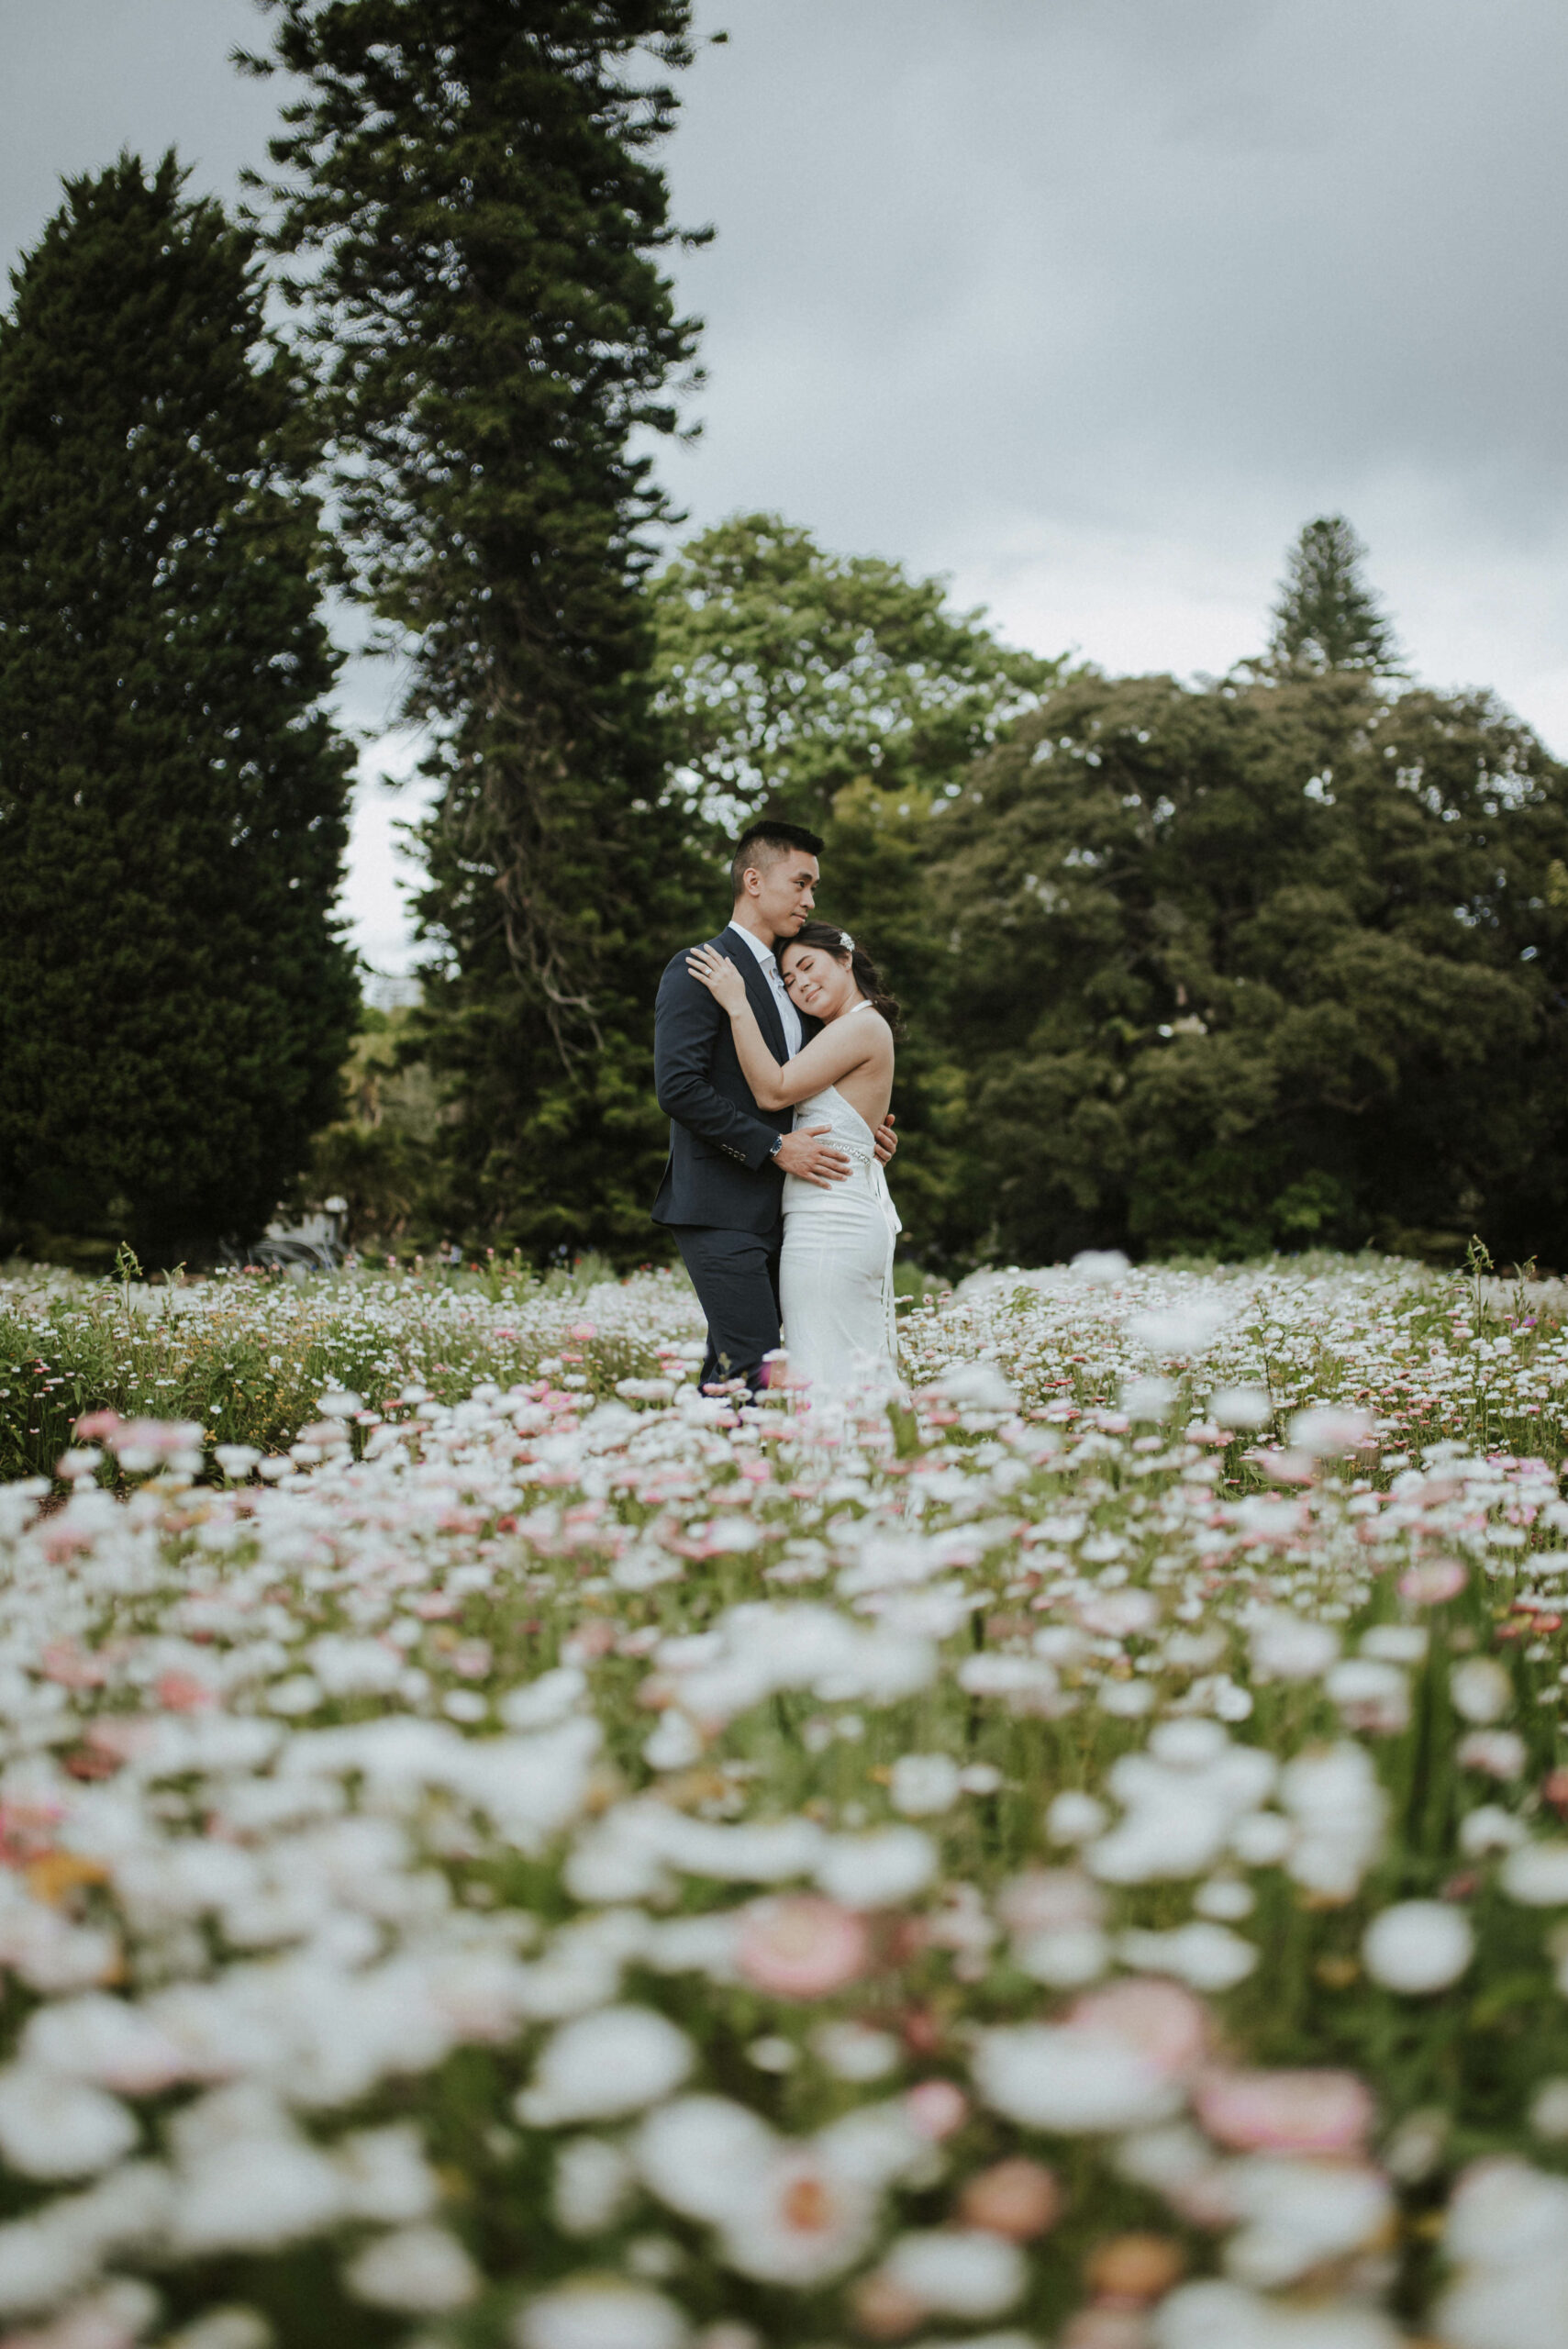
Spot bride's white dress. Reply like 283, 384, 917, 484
778, 1025, 902, 1394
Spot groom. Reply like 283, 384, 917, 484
652, 818, 896, 1395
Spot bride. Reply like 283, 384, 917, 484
685, 921, 902, 1395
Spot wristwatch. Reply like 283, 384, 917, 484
768, 1134, 784, 1160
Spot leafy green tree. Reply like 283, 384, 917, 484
242, 0, 712, 1259
651, 511, 1058, 1258
0, 153, 356, 1263
651, 511, 1056, 829
1268, 514, 1404, 675
932, 668, 1568, 1266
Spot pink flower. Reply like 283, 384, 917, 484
959, 2156, 1060, 2236
156, 1672, 217, 1713
906, 2078, 969, 2140
1195, 2065, 1374, 2154
570, 1322, 598, 1341
997, 1870, 1106, 1935
39, 1643, 106, 1691
1289, 1406, 1373, 1455
1457, 1729, 1526, 1780
103, 1418, 203, 1472
1398, 1557, 1467, 1605
1067, 1977, 1210, 2080
85, 1719, 156, 1765
735, 1894, 870, 1999
562, 1620, 617, 1663
72, 1410, 121, 1441
1252, 1448, 1316, 1486
38, 1521, 101, 1564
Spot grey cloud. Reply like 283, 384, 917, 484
651, 0, 1568, 740
0, 1, 279, 274
666, 0, 1568, 522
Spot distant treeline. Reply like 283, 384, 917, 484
631, 513, 1568, 1275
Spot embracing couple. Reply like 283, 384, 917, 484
651, 819, 903, 1399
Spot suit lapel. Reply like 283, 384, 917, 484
722, 924, 789, 1063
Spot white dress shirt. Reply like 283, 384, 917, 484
732, 922, 804, 1058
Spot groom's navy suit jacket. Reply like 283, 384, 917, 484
651, 924, 820, 1236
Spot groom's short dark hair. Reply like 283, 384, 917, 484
730, 819, 824, 900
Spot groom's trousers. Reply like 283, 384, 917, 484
669, 1224, 783, 1395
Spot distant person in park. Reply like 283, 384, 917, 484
652, 819, 901, 1397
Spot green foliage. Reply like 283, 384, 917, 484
243, 0, 713, 1260
651, 510, 1057, 832
932, 667, 1568, 1266
0, 153, 357, 1260
1268, 513, 1405, 675
652, 513, 1057, 1261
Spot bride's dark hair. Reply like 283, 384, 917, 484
780, 921, 904, 1036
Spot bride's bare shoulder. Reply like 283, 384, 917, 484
823, 1002, 894, 1066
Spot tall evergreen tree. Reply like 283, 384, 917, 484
0, 153, 356, 1262
1267, 514, 1404, 674
241, 0, 712, 1259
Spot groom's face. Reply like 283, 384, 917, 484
751, 851, 819, 941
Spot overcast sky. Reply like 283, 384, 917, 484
5, 0, 1567, 969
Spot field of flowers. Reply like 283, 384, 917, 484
0, 1257, 682, 1487
0, 1253, 1567, 2349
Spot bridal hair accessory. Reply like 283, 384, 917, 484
838, 931, 856, 952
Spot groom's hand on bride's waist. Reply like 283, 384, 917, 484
873, 1110, 897, 1166
775, 1125, 852, 1186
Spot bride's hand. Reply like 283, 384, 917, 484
685, 944, 750, 1014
